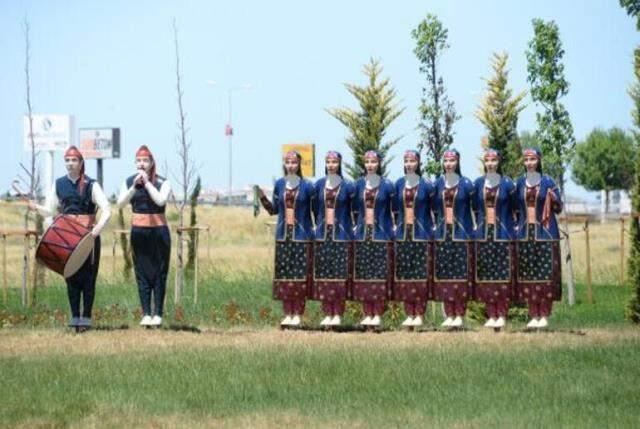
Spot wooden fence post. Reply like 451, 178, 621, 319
585, 219, 593, 304
2, 234, 6, 305
620, 217, 626, 286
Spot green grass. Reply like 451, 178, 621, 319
1, 276, 639, 427
1, 337, 639, 427
0, 270, 635, 329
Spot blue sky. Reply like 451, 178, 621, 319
0, 0, 637, 200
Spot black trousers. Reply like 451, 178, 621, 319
131, 226, 171, 317
66, 237, 101, 319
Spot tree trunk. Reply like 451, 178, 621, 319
560, 177, 576, 306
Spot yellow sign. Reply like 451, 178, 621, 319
282, 143, 315, 177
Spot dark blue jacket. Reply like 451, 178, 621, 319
353, 177, 395, 242
56, 175, 96, 215
313, 178, 355, 242
268, 178, 316, 242
473, 176, 516, 241
126, 175, 167, 214
515, 175, 562, 241
433, 176, 475, 241
393, 177, 435, 241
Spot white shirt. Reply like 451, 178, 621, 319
285, 175, 301, 190
325, 174, 342, 189
485, 173, 501, 188
444, 173, 460, 188
34, 175, 111, 236
365, 174, 381, 189
405, 173, 420, 188
526, 172, 542, 187
117, 178, 172, 209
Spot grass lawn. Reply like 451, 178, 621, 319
1, 276, 639, 428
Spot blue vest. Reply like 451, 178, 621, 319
515, 175, 562, 241
433, 176, 475, 241
270, 178, 316, 242
393, 177, 435, 241
55, 175, 96, 215
313, 178, 355, 242
473, 176, 516, 241
125, 175, 167, 214
353, 178, 395, 242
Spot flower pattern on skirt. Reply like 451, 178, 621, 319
353, 226, 392, 302
517, 224, 552, 282
516, 224, 561, 303
354, 227, 389, 281
475, 224, 511, 282
434, 225, 469, 280
432, 225, 472, 303
314, 225, 349, 280
474, 224, 514, 304
273, 225, 312, 301
394, 228, 429, 281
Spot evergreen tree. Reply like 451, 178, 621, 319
412, 14, 460, 176
327, 58, 403, 178
476, 52, 527, 179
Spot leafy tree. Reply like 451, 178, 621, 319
327, 58, 403, 178
621, 0, 640, 29
526, 19, 576, 190
572, 127, 636, 213
526, 18, 577, 305
476, 52, 527, 179
622, 0, 640, 321
412, 14, 460, 176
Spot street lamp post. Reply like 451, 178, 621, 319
207, 81, 251, 205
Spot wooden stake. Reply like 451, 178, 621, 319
620, 217, 626, 286
112, 232, 117, 279
194, 229, 199, 305
585, 219, 593, 304
2, 234, 7, 305
23, 235, 30, 308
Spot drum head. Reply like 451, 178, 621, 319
63, 234, 96, 278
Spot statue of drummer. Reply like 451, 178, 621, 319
29, 145, 111, 332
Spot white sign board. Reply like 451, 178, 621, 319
23, 114, 74, 152
78, 128, 121, 159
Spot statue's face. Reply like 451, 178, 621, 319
404, 157, 418, 174
64, 156, 82, 176
364, 157, 379, 175
136, 156, 153, 173
524, 154, 539, 172
484, 156, 499, 173
326, 157, 340, 175
284, 157, 300, 175
443, 157, 458, 173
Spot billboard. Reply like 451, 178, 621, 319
282, 143, 315, 177
23, 114, 74, 152
78, 128, 121, 159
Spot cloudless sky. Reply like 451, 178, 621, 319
1, 0, 638, 200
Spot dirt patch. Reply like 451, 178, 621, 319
1, 327, 638, 358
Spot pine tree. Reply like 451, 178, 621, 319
327, 59, 403, 178
475, 52, 527, 179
